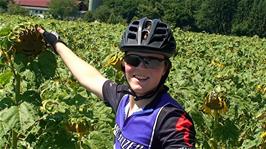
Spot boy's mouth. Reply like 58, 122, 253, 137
133, 74, 149, 81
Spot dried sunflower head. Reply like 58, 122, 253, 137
103, 51, 124, 71
256, 84, 266, 94
202, 91, 229, 115
8, 22, 46, 57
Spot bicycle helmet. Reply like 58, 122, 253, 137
120, 17, 176, 58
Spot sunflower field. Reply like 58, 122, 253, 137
0, 14, 265, 149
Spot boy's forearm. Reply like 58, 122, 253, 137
54, 42, 107, 98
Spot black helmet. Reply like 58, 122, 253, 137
120, 17, 176, 58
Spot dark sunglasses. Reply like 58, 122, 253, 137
124, 54, 165, 69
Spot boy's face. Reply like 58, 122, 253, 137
123, 51, 167, 96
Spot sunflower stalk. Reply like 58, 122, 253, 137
3, 47, 21, 104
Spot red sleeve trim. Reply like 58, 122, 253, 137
175, 113, 193, 147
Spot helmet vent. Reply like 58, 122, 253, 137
127, 32, 136, 39
132, 21, 139, 25
144, 21, 152, 31
157, 22, 167, 28
129, 25, 138, 32
155, 27, 167, 34
151, 35, 164, 42
142, 30, 149, 40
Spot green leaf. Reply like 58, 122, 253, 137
0, 106, 18, 132
0, 97, 14, 111
0, 69, 13, 86
13, 53, 29, 72
19, 102, 39, 131
0, 119, 6, 137
36, 50, 57, 79
0, 35, 11, 49
0, 24, 12, 36
0, 102, 39, 133
0, 122, 8, 147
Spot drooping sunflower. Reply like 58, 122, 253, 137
8, 22, 46, 57
256, 84, 266, 94
202, 91, 229, 116
103, 51, 124, 71
211, 59, 225, 68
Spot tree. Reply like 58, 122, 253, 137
231, 0, 254, 36
195, 0, 237, 34
93, 5, 113, 22
82, 11, 95, 22
247, 0, 266, 37
232, 0, 266, 37
257, 0, 266, 37
49, 0, 78, 20
136, 0, 163, 20
161, 0, 200, 30
0, 0, 8, 12
7, 3, 29, 15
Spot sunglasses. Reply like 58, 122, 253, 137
124, 54, 165, 69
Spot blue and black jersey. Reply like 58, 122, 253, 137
102, 80, 196, 149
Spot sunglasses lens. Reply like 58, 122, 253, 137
124, 54, 165, 69
124, 55, 141, 67
143, 58, 161, 68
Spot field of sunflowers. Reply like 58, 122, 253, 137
0, 14, 265, 148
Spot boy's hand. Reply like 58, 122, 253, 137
37, 27, 62, 53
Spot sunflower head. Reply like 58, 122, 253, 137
256, 84, 266, 94
103, 51, 124, 71
202, 91, 229, 116
8, 22, 46, 57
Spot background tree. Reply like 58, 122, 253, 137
231, 0, 253, 36
247, 0, 266, 37
195, 0, 237, 34
93, 5, 114, 22
82, 11, 95, 22
7, 2, 29, 15
107, 0, 138, 23
232, 0, 266, 37
0, 0, 8, 12
161, 0, 200, 30
87, 0, 265, 37
49, 0, 78, 20
136, 0, 163, 20
92, 0, 138, 23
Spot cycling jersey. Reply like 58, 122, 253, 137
102, 80, 196, 149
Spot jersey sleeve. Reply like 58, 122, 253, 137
102, 80, 128, 112
153, 105, 196, 149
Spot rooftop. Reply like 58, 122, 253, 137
14, 0, 50, 8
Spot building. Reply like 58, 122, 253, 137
13, 0, 50, 17
13, 0, 89, 17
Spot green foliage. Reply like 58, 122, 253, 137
231, 0, 253, 36
0, 0, 8, 12
82, 11, 95, 22
247, 0, 266, 37
0, 14, 266, 148
231, 0, 266, 37
0, 15, 115, 148
88, 0, 265, 37
195, 0, 237, 34
170, 29, 266, 148
136, 0, 163, 19
161, 0, 199, 29
49, 0, 79, 20
93, 5, 114, 23
7, 3, 29, 16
